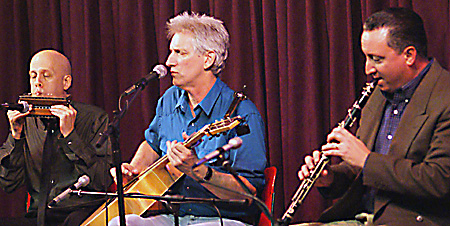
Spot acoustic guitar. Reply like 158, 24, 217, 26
81, 116, 244, 226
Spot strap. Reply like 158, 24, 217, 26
224, 89, 247, 118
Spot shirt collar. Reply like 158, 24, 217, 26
174, 78, 225, 116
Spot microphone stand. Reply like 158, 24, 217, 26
96, 87, 146, 226
70, 190, 249, 226
70, 190, 249, 206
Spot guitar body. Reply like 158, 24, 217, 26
81, 116, 242, 226
81, 156, 183, 226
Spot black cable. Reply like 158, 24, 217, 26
189, 165, 277, 226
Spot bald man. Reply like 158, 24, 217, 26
0, 50, 113, 226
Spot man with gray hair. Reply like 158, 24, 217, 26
109, 12, 267, 226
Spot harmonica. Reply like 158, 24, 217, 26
18, 94, 71, 117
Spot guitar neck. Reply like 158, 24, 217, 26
183, 130, 206, 148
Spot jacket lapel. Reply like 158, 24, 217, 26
388, 61, 441, 158
373, 60, 441, 215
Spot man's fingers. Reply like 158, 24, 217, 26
312, 151, 322, 164
299, 165, 310, 180
305, 155, 315, 170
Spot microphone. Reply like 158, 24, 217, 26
193, 137, 243, 169
48, 175, 90, 208
0, 102, 30, 113
122, 64, 168, 96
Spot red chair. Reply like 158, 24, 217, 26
258, 166, 277, 226
27, 192, 31, 211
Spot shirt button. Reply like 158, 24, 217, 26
387, 134, 393, 140
416, 215, 423, 222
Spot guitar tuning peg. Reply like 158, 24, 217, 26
236, 124, 250, 136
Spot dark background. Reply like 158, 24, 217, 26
0, 0, 448, 224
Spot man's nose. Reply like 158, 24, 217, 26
35, 75, 44, 87
365, 60, 376, 76
165, 53, 176, 67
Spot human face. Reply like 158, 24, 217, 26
361, 28, 411, 93
165, 32, 208, 89
29, 52, 71, 97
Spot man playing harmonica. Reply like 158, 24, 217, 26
0, 49, 113, 226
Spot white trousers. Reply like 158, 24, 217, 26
108, 214, 249, 226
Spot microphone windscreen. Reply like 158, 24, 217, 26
153, 64, 167, 78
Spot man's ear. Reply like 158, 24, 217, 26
204, 51, 216, 70
404, 46, 417, 66
63, 75, 72, 91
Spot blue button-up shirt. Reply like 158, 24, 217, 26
144, 78, 267, 220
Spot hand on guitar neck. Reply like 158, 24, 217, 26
110, 117, 243, 186
166, 132, 200, 174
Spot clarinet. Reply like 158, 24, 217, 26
279, 79, 379, 226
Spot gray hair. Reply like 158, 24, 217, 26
167, 12, 230, 76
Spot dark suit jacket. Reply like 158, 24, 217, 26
318, 60, 450, 226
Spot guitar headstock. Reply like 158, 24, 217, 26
206, 116, 243, 136
184, 116, 244, 148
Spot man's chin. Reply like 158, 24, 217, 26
378, 84, 395, 93
172, 79, 182, 87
